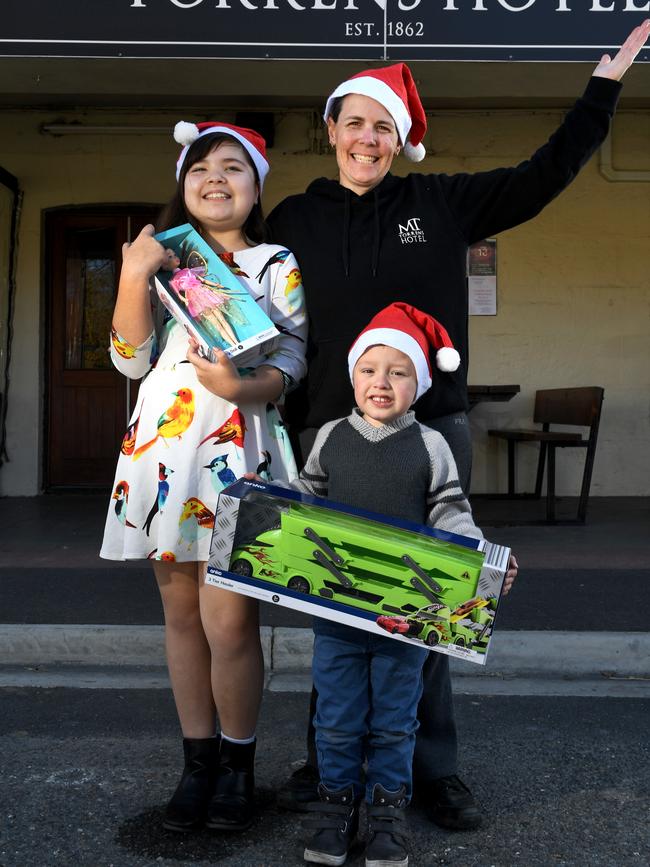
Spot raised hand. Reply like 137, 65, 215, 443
592, 18, 650, 81
121, 224, 178, 282
113, 224, 178, 347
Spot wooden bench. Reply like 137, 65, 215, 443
488, 387, 604, 523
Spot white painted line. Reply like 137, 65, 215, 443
0, 666, 171, 690
0, 667, 647, 698
451, 676, 650, 699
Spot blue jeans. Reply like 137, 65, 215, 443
312, 619, 428, 803
295, 415, 470, 782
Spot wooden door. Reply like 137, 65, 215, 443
46, 207, 159, 488
0, 167, 20, 469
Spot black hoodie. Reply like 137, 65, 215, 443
268, 77, 621, 431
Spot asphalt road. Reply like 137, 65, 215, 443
1, 687, 648, 867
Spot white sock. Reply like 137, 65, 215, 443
221, 732, 256, 745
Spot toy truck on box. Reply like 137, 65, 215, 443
225, 499, 502, 655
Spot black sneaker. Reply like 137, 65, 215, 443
277, 762, 320, 813
365, 784, 409, 867
422, 775, 482, 830
303, 783, 359, 866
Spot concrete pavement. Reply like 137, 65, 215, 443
1, 494, 649, 691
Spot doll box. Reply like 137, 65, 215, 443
153, 223, 280, 367
206, 480, 511, 665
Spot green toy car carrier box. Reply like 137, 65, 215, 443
206, 480, 511, 665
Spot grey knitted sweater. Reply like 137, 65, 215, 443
294, 410, 483, 542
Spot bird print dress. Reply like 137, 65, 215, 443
100, 244, 307, 563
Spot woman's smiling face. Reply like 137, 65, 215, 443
327, 93, 401, 196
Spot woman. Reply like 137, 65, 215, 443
267, 19, 650, 831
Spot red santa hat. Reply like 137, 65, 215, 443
173, 121, 270, 188
348, 302, 460, 401
323, 62, 427, 162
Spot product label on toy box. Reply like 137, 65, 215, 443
153, 224, 279, 366
206, 481, 510, 665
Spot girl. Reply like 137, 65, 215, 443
100, 121, 307, 833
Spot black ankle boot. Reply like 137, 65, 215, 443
304, 783, 360, 866
365, 784, 409, 867
163, 737, 220, 832
206, 737, 256, 832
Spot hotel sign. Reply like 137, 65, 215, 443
2, 0, 649, 62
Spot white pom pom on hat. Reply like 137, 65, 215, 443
173, 121, 201, 147
324, 62, 427, 162
173, 121, 270, 188
348, 302, 460, 401
435, 345, 461, 373
403, 140, 427, 163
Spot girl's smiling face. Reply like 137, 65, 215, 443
327, 93, 401, 196
353, 344, 418, 427
183, 141, 259, 246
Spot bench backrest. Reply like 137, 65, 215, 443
533, 387, 604, 428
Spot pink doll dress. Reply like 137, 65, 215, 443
169, 266, 228, 318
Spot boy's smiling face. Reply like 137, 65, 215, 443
353, 344, 418, 428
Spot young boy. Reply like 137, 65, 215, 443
293, 302, 485, 867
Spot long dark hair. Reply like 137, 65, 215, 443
156, 133, 268, 243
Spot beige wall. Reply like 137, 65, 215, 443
0, 104, 648, 496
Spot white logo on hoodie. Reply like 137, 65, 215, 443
398, 217, 427, 245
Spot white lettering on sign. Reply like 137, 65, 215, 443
440, 1, 488, 9
128, 0, 650, 11
496, 0, 536, 10
431, 0, 646, 9
346, 22, 377, 35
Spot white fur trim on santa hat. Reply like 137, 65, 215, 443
173, 123, 270, 188
348, 327, 432, 402
435, 346, 461, 372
